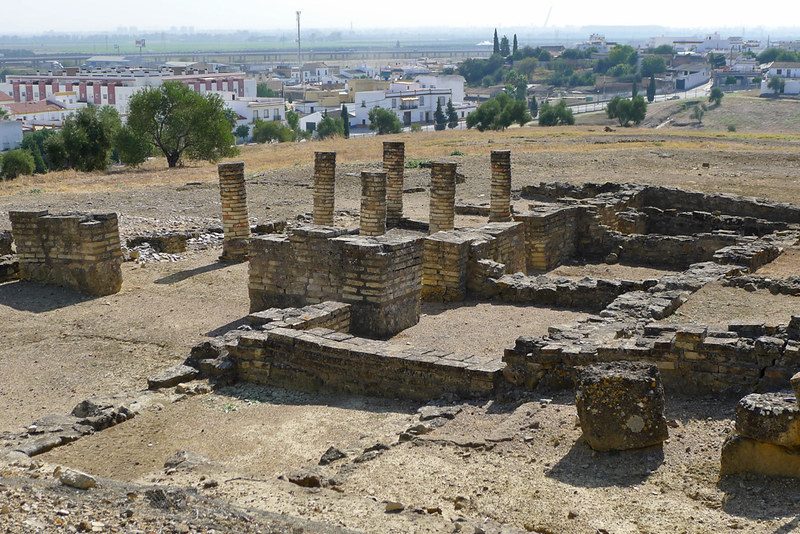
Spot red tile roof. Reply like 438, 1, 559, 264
4, 101, 62, 115
0, 90, 13, 102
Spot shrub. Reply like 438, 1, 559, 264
1, 149, 35, 179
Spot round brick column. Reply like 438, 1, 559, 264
313, 151, 336, 226
217, 161, 250, 262
383, 141, 405, 227
429, 161, 457, 234
360, 171, 387, 236
489, 150, 512, 222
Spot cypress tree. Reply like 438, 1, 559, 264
647, 74, 656, 103
341, 104, 350, 138
493, 29, 499, 55
513, 34, 518, 54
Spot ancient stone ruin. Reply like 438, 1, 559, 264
575, 361, 668, 451
8, 210, 122, 295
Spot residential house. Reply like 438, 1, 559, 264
760, 62, 800, 95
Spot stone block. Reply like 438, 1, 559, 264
575, 361, 668, 451
735, 393, 800, 450
147, 364, 200, 390
720, 435, 800, 477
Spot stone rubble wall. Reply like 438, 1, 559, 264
0, 229, 12, 255
248, 225, 423, 338
227, 325, 504, 401
8, 210, 122, 296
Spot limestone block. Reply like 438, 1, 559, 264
720, 435, 800, 477
60, 468, 97, 489
147, 364, 200, 390
735, 393, 800, 450
575, 361, 668, 451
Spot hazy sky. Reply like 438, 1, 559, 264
8, 0, 800, 34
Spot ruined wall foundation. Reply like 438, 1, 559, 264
9, 210, 122, 295
217, 162, 250, 262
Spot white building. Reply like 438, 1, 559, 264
0, 120, 23, 151
0, 68, 256, 118
414, 74, 466, 104
666, 63, 710, 90
760, 62, 800, 95
227, 97, 286, 134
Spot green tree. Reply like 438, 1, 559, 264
341, 104, 350, 138
500, 36, 510, 57
493, 29, 499, 55
316, 113, 345, 139
651, 44, 676, 55
368, 107, 402, 135
516, 57, 538, 80
466, 92, 531, 131
709, 86, 724, 106
1, 149, 34, 179
251, 119, 295, 143
690, 103, 706, 123
19, 130, 56, 173
708, 53, 727, 69
434, 100, 447, 130
608, 45, 638, 67
529, 96, 538, 118
512, 34, 518, 55
767, 75, 785, 95
640, 55, 667, 77
256, 83, 275, 97
606, 95, 647, 126
113, 125, 152, 167
286, 109, 299, 130
234, 124, 250, 142
647, 74, 656, 103
446, 99, 458, 129
0, 107, 8, 120
50, 105, 121, 172
124, 82, 237, 168
537, 100, 575, 126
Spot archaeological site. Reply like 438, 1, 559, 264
2, 131, 800, 533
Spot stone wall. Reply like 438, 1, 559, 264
8, 211, 122, 296
312, 152, 336, 226
0, 229, 12, 255
383, 142, 405, 227
514, 206, 580, 272
422, 222, 524, 302
248, 225, 423, 338
227, 325, 503, 400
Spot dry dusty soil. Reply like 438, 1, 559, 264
2, 126, 800, 533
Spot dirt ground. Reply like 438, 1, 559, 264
3, 128, 800, 533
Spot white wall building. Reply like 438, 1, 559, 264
414, 74, 466, 104
0, 120, 23, 151
760, 62, 800, 95
227, 97, 286, 130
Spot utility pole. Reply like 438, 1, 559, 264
296, 11, 302, 83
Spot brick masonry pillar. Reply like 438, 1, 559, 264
383, 141, 405, 227
489, 150, 512, 222
360, 171, 387, 237
429, 161, 457, 234
217, 161, 250, 262
313, 151, 336, 226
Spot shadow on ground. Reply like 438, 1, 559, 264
155, 261, 231, 285
0, 280, 96, 312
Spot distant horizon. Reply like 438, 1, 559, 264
3, 0, 800, 39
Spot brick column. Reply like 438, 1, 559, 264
360, 171, 387, 236
489, 150, 512, 222
217, 162, 250, 262
429, 162, 457, 234
313, 151, 336, 226
383, 141, 405, 227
